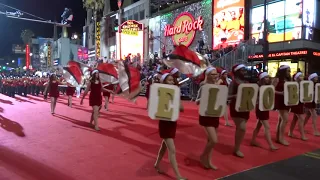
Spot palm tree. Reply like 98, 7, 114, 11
21, 29, 34, 45
83, 0, 104, 56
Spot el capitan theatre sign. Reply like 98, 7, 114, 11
248, 50, 314, 59
164, 12, 204, 47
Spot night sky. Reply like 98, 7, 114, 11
0, 0, 86, 57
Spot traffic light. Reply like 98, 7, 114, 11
2, 66, 6, 70
114, 19, 118, 32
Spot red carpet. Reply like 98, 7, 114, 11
0, 94, 319, 180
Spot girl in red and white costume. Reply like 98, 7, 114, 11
288, 72, 308, 140
81, 70, 109, 131
228, 64, 249, 158
251, 72, 278, 150
196, 67, 219, 170
44, 74, 65, 114
304, 73, 320, 136
154, 73, 187, 180
273, 65, 291, 146
66, 84, 75, 107
102, 83, 114, 111
217, 69, 232, 126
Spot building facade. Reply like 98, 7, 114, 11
249, 0, 320, 76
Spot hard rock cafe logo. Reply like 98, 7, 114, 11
164, 12, 203, 47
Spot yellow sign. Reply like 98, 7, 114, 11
122, 29, 138, 36
47, 43, 51, 67
96, 21, 101, 58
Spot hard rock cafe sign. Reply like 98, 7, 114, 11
164, 12, 204, 47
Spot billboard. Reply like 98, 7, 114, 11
116, 20, 144, 63
213, 0, 245, 49
251, 0, 317, 43
303, 0, 316, 40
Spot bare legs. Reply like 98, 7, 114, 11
90, 106, 100, 131
154, 139, 187, 180
289, 114, 308, 140
276, 110, 290, 146
68, 96, 72, 107
251, 120, 278, 150
305, 109, 320, 136
104, 96, 109, 110
50, 97, 57, 114
232, 118, 246, 158
224, 106, 232, 126
200, 127, 218, 170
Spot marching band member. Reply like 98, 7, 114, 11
304, 73, 320, 136
273, 65, 291, 146
251, 72, 278, 150
228, 64, 248, 158
196, 67, 219, 170
154, 73, 187, 180
217, 69, 232, 127
44, 74, 62, 114
288, 72, 308, 140
66, 84, 75, 107
81, 70, 109, 131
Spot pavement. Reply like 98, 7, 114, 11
220, 150, 320, 180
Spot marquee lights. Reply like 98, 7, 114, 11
96, 22, 101, 58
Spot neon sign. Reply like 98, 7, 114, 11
164, 12, 203, 47
96, 22, 101, 58
47, 43, 51, 67
25, 44, 30, 69
249, 50, 308, 59
313, 52, 320, 56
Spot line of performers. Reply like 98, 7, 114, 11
42, 70, 115, 131
145, 65, 320, 180
0, 76, 48, 97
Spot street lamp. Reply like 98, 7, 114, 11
6, 63, 9, 65
12, 60, 15, 63
72, 33, 78, 39
29, 53, 33, 56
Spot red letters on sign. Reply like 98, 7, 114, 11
164, 16, 204, 36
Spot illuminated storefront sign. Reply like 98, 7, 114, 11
25, 44, 30, 69
96, 22, 101, 58
249, 50, 308, 59
313, 52, 320, 56
213, 0, 244, 49
116, 20, 144, 62
164, 12, 203, 47
47, 43, 51, 67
